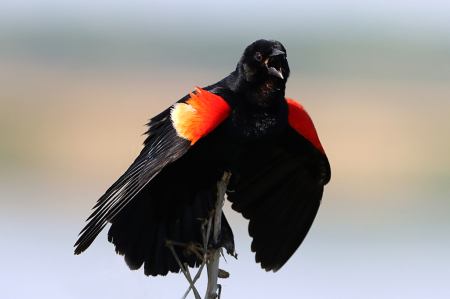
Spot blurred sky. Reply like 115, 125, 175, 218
0, 1, 449, 298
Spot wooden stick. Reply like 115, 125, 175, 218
167, 171, 231, 299
166, 243, 202, 299
205, 172, 231, 299
180, 212, 214, 298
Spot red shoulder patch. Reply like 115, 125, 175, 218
171, 87, 231, 145
286, 98, 326, 155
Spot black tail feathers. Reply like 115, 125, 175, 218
107, 184, 235, 276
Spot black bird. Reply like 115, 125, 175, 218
74, 39, 331, 276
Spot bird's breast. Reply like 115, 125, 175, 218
226, 100, 289, 141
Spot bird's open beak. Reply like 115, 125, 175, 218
266, 49, 285, 79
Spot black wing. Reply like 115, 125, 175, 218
74, 91, 235, 276
227, 125, 331, 272
74, 106, 191, 255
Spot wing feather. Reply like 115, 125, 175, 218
228, 126, 330, 272
74, 110, 191, 255
74, 87, 232, 276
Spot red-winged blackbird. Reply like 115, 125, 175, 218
74, 39, 331, 276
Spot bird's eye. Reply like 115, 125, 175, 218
254, 52, 262, 61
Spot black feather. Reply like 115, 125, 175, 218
74, 110, 191, 255
74, 39, 330, 278
228, 127, 330, 272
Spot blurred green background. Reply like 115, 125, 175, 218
1, 1, 449, 298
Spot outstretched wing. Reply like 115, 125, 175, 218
74, 87, 230, 255
227, 98, 331, 272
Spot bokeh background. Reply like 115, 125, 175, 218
1, 1, 449, 298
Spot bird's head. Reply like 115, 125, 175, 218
237, 39, 290, 84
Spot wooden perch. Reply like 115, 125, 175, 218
166, 171, 231, 299
205, 171, 231, 299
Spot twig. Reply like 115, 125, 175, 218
182, 243, 208, 297
181, 263, 205, 299
167, 171, 231, 299
166, 243, 202, 299
205, 171, 231, 299
180, 213, 214, 298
